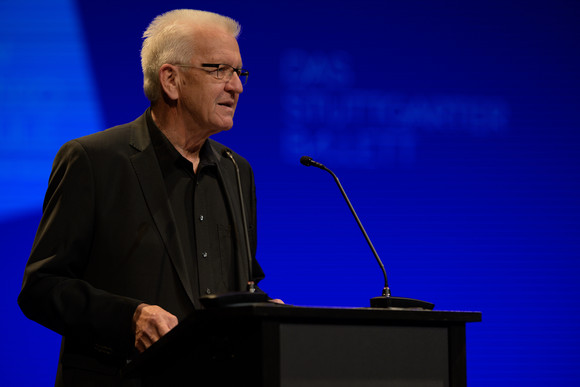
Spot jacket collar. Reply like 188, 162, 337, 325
128, 110, 197, 307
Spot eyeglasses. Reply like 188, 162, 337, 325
175, 63, 249, 86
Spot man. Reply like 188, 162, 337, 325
18, 9, 270, 386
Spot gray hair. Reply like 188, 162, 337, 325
141, 9, 241, 103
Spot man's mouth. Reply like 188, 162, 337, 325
218, 101, 234, 108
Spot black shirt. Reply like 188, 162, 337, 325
146, 110, 237, 307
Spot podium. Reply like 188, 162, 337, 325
124, 304, 481, 387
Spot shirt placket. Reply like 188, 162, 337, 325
194, 171, 214, 296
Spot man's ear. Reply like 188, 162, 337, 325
159, 64, 179, 101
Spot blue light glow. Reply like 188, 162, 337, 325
0, 0, 103, 219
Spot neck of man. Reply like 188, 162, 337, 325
151, 104, 209, 173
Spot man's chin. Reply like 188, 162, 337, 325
209, 121, 234, 136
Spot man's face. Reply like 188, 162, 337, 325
177, 27, 244, 135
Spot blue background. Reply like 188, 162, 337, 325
2, 0, 579, 385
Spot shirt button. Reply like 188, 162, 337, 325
205, 288, 212, 295
199, 215, 204, 221
202, 251, 208, 258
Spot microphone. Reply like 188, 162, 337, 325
223, 149, 257, 293
300, 156, 325, 169
300, 155, 434, 310
199, 149, 269, 308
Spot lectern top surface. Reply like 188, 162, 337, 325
195, 303, 482, 324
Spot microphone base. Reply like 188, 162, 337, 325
200, 291, 270, 308
370, 296, 434, 310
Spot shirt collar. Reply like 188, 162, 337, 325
146, 108, 218, 173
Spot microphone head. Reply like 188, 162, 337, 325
300, 156, 313, 166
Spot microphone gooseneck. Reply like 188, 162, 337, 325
223, 149, 256, 293
300, 155, 390, 296
198, 149, 270, 308
300, 155, 434, 310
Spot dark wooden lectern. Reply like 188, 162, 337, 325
124, 304, 481, 387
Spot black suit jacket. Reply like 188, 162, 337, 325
18, 111, 264, 385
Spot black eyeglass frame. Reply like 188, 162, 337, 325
174, 63, 249, 85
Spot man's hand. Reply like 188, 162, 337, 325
132, 303, 178, 353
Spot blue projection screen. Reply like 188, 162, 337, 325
2, 0, 579, 385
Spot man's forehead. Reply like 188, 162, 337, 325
189, 26, 242, 63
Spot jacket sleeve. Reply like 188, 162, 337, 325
17, 140, 142, 349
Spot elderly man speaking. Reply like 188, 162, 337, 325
18, 9, 274, 386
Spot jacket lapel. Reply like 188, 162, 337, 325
128, 114, 196, 306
